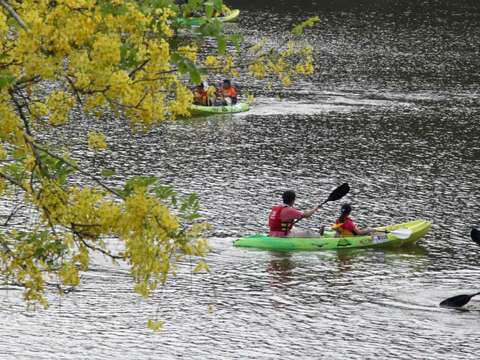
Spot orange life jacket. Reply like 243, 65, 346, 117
331, 219, 354, 236
194, 88, 208, 105
222, 86, 237, 98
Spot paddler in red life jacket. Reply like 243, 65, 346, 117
219, 79, 238, 105
268, 190, 321, 237
332, 203, 373, 237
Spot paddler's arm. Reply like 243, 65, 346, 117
353, 225, 373, 235
302, 205, 321, 219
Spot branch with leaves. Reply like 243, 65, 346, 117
0, 0, 317, 319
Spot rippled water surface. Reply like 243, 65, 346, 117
1, 0, 480, 359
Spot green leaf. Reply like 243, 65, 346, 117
0, 72, 16, 89
172, 54, 203, 83
183, 0, 202, 18
229, 33, 244, 51
199, 18, 223, 37
213, 0, 223, 13
204, 1, 214, 18
101, 169, 116, 177
120, 43, 139, 69
179, 193, 201, 221
217, 36, 226, 55
193, 260, 210, 273
292, 16, 320, 36
100, 1, 128, 16
188, 65, 201, 84
122, 176, 157, 196
154, 185, 177, 206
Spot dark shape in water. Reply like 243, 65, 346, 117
471, 227, 480, 246
440, 292, 480, 308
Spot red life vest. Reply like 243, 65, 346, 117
268, 205, 293, 233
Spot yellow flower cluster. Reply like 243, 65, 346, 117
46, 91, 75, 125
177, 45, 198, 62
155, 7, 176, 37
204, 55, 220, 67
248, 61, 267, 79
0, 11, 8, 35
59, 263, 80, 286
92, 35, 122, 68
169, 83, 193, 118
0, 178, 6, 196
0, 103, 21, 137
87, 131, 108, 151
30, 102, 49, 119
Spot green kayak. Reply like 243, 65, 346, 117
189, 102, 249, 115
234, 220, 432, 251
176, 9, 240, 26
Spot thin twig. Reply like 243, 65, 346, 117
28, 141, 125, 199
129, 59, 150, 79
65, 76, 83, 105
0, 0, 29, 32
74, 231, 124, 260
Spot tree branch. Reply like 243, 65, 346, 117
0, 170, 29, 192
0, 0, 29, 32
65, 76, 83, 105
74, 231, 124, 260
129, 59, 150, 79
28, 141, 125, 199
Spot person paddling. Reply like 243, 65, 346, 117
193, 82, 208, 105
219, 79, 238, 105
332, 203, 373, 236
268, 190, 321, 237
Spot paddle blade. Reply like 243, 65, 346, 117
471, 227, 480, 246
440, 294, 474, 308
323, 183, 350, 204
389, 228, 412, 240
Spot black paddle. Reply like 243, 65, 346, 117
319, 182, 350, 207
438, 228, 480, 308
440, 292, 480, 308
471, 227, 480, 246
293, 183, 350, 227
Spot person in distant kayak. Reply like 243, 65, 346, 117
332, 203, 373, 236
219, 79, 238, 105
268, 190, 321, 237
193, 82, 208, 105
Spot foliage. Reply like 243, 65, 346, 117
0, 0, 316, 309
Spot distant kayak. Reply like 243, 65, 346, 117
176, 9, 240, 27
234, 220, 431, 251
189, 102, 249, 115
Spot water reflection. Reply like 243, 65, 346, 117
266, 255, 296, 288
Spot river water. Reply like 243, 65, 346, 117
1, 0, 480, 359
